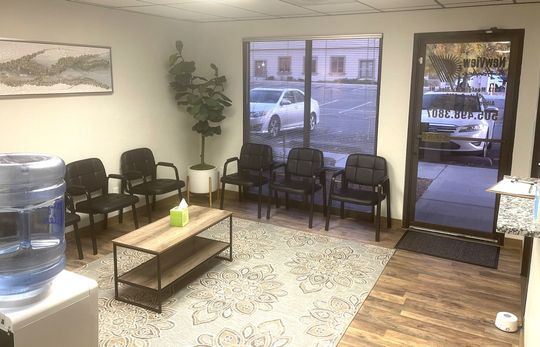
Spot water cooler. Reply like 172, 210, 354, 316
0, 270, 98, 347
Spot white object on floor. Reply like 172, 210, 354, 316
495, 311, 519, 332
0, 270, 98, 347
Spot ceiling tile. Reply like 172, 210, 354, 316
440, 0, 513, 7
359, 0, 441, 10
282, 0, 358, 5
304, 2, 377, 13
213, 0, 319, 16
70, 0, 147, 7
138, 0, 207, 4
124, 4, 225, 21
169, 1, 268, 18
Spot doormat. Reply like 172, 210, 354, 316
395, 229, 500, 269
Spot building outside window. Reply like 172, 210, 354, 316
278, 56, 291, 75
254, 60, 267, 77
330, 56, 345, 74
359, 59, 375, 79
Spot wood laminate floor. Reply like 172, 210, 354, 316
65, 192, 522, 347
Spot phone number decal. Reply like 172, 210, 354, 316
427, 109, 498, 121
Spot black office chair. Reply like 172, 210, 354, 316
65, 192, 83, 259
266, 147, 326, 228
65, 158, 139, 255
120, 148, 185, 223
220, 143, 273, 218
325, 153, 391, 242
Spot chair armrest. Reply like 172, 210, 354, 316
108, 173, 127, 181
108, 174, 135, 193
376, 175, 390, 187
66, 184, 92, 208
269, 162, 285, 182
123, 170, 143, 180
329, 169, 345, 193
156, 162, 180, 181
67, 184, 88, 196
65, 192, 76, 213
330, 169, 345, 181
223, 157, 239, 177
376, 175, 390, 195
271, 162, 286, 171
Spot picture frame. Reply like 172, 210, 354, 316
0, 38, 113, 97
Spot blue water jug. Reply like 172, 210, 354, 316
0, 154, 66, 302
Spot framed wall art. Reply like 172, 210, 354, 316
0, 39, 113, 97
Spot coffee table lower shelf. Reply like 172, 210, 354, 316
114, 236, 230, 313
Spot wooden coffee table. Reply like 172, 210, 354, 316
112, 205, 232, 313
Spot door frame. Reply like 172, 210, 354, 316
402, 29, 524, 241
530, 88, 540, 177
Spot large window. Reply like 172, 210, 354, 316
244, 36, 382, 167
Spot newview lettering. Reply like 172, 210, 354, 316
462, 56, 506, 69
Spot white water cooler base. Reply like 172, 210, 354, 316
0, 270, 98, 347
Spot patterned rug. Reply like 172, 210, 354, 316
76, 218, 394, 347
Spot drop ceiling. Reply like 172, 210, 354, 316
66, 0, 540, 23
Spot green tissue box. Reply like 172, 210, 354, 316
170, 206, 189, 227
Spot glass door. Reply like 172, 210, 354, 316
404, 30, 524, 240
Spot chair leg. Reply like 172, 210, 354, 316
145, 195, 152, 223
238, 186, 242, 201
73, 223, 83, 260
257, 184, 262, 219
376, 201, 381, 242
132, 204, 139, 229
220, 182, 226, 210
340, 202, 345, 219
285, 193, 289, 210
118, 208, 123, 223
386, 188, 392, 228
266, 187, 273, 219
89, 214, 97, 255
275, 190, 279, 208
177, 187, 183, 202
309, 193, 315, 229
152, 195, 156, 211
325, 197, 332, 231
322, 182, 327, 217
103, 213, 108, 229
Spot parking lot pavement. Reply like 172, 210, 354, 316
248, 81, 506, 167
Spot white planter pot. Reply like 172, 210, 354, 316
188, 166, 219, 194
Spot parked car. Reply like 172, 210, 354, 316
468, 74, 505, 91
420, 92, 499, 156
249, 88, 320, 137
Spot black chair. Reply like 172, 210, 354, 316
325, 154, 391, 242
220, 143, 273, 218
65, 158, 139, 255
120, 148, 185, 223
266, 147, 326, 228
65, 192, 83, 259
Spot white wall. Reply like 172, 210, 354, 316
196, 3, 540, 221
0, 0, 200, 185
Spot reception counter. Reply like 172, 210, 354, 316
497, 194, 540, 238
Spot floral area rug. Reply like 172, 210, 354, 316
76, 218, 394, 347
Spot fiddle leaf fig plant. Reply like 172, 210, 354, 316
168, 40, 232, 170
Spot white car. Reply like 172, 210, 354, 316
420, 92, 499, 156
249, 88, 320, 137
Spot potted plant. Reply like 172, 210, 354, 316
168, 40, 232, 195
